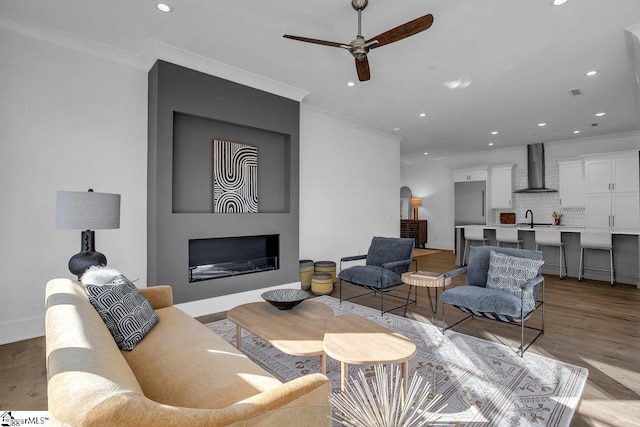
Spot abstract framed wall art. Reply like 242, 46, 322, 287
212, 139, 258, 213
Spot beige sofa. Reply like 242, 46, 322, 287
45, 279, 331, 426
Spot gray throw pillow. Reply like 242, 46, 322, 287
486, 250, 544, 313
85, 275, 159, 351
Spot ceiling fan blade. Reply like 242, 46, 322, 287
367, 14, 433, 49
283, 35, 347, 49
355, 57, 370, 82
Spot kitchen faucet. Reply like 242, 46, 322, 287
525, 210, 534, 228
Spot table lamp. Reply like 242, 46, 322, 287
410, 198, 422, 220
56, 189, 121, 279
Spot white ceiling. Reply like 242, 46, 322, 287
2, 0, 640, 161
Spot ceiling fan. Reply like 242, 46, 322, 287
283, 0, 434, 82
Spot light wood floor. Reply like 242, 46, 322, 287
2, 250, 639, 426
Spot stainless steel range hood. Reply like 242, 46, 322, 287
513, 143, 557, 193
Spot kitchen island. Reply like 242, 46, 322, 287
454, 225, 640, 287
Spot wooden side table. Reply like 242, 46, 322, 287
401, 271, 451, 325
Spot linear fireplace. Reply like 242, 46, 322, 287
188, 234, 279, 282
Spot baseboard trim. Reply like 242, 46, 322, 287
175, 282, 301, 318
0, 316, 44, 346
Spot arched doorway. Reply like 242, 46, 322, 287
400, 186, 412, 219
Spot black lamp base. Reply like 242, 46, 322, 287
69, 251, 107, 280
69, 230, 107, 279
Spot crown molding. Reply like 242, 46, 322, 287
0, 14, 310, 102
142, 39, 309, 102
0, 14, 146, 70
301, 104, 403, 143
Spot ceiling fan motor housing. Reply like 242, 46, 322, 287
350, 36, 369, 59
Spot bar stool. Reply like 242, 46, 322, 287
535, 229, 567, 279
463, 226, 489, 265
578, 231, 615, 286
495, 228, 522, 248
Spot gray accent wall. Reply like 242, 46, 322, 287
148, 60, 300, 304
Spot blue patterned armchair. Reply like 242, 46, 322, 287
338, 236, 415, 315
440, 246, 545, 357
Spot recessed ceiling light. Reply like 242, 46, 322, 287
595, 112, 606, 117
551, 0, 568, 6
156, 2, 172, 12
393, 127, 401, 132
423, 152, 429, 155
443, 79, 472, 90
538, 123, 547, 127
419, 113, 427, 117
585, 70, 598, 77
573, 130, 581, 134
488, 142, 494, 146
490, 131, 498, 135
346, 81, 355, 87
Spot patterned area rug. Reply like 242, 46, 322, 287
207, 296, 587, 426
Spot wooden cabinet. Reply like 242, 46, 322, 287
558, 158, 585, 208
583, 151, 639, 231
490, 164, 515, 209
400, 219, 428, 248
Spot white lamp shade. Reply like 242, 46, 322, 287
56, 191, 121, 230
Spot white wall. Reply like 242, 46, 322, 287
0, 27, 401, 345
401, 132, 640, 251
300, 106, 402, 264
0, 30, 148, 344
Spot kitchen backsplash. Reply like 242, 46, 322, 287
491, 163, 585, 227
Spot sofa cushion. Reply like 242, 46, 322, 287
338, 265, 403, 290
365, 236, 414, 269
485, 250, 544, 312
85, 275, 159, 351
122, 307, 283, 409
440, 285, 531, 319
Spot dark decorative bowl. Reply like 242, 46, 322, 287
261, 289, 309, 310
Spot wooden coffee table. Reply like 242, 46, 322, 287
323, 314, 417, 395
227, 300, 334, 374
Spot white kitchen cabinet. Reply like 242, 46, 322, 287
612, 192, 640, 231
585, 193, 612, 229
583, 151, 640, 231
490, 164, 515, 209
557, 158, 585, 208
452, 169, 487, 183
585, 154, 639, 193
